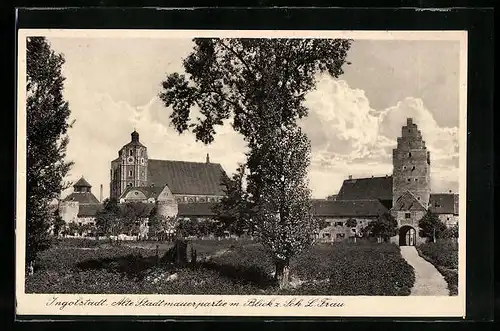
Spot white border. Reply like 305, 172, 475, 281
16, 29, 467, 318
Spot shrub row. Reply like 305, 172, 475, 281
418, 239, 458, 270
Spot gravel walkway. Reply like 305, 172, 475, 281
400, 246, 449, 296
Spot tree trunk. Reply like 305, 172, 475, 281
275, 260, 291, 289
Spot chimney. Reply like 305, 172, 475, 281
348, 175, 352, 180
206, 153, 210, 163
100, 184, 103, 202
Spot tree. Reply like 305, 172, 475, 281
26, 37, 73, 272
418, 210, 447, 243
443, 223, 459, 239
362, 213, 398, 243
95, 198, 121, 239
159, 38, 351, 288
52, 214, 66, 237
213, 163, 253, 236
120, 202, 150, 236
148, 207, 177, 240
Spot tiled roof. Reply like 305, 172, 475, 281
311, 199, 388, 218
77, 203, 103, 217
392, 191, 426, 211
122, 186, 165, 199
147, 159, 226, 196
73, 177, 92, 188
429, 193, 459, 215
178, 202, 218, 217
337, 176, 393, 201
64, 192, 100, 204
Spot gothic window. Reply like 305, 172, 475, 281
405, 212, 411, 219
129, 150, 133, 156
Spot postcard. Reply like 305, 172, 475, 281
16, 29, 467, 318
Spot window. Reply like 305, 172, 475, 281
407, 178, 411, 182
129, 150, 133, 156
447, 217, 450, 221
417, 197, 421, 200
411, 165, 416, 171
409, 152, 412, 157
129, 170, 133, 177
334, 221, 343, 227
322, 233, 331, 239
415, 178, 418, 181
336, 233, 345, 239
405, 212, 411, 219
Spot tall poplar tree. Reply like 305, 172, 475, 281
26, 37, 73, 272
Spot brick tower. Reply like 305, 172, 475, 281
392, 118, 431, 209
110, 130, 149, 199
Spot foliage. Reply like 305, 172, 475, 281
362, 212, 398, 242
159, 38, 352, 289
213, 164, 253, 236
26, 37, 74, 269
442, 223, 459, 239
418, 210, 447, 242
52, 213, 66, 237
418, 239, 458, 270
95, 198, 121, 237
177, 218, 219, 238
119, 202, 151, 236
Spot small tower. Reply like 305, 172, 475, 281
392, 118, 431, 208
73, 176, 92, 193
110, 130, 149, 199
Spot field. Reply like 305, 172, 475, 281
417, 239, 459, 296
26, 238, 415, 296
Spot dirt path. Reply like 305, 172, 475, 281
400, 246, 449, 296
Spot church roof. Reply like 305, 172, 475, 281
121, 186, 165, 199
73, 177, 92, 188
337, 176, 393, 201
147, 159, 226, 196
429, 193, 459, 215
178, 202, 218, 217
63, 192, 100, 204
311, 199, 389, 218
77, 203, 103, 217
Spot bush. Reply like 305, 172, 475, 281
418, 239, 458, 269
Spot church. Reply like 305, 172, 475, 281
314, 118, 459, 246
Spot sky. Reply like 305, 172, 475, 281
46, 37, 461, 199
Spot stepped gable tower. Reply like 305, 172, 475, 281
110, 130, 149, 199
392, 118, 431, 209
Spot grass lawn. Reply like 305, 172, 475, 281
26, 238, 414, 295
417, 239, 458, 296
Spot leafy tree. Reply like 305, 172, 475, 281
119, 202, 150, 236
95, 198, 121, 238
148, 207, 177, 240
159, 38, 351, 288
52, 214, 66, 237
443, 223, 459, 239
214, 163, 253, 236
26, 37, 73, 272
418, 210, 447, 243
362, 213, 398, 243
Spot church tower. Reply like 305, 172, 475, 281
110, 130, 148, 199
392, 118, 431, 209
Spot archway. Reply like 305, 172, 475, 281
399, 226, 416, 246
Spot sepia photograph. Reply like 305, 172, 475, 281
16, 29, 467, 317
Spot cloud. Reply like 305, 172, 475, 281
299, 74, 459, 197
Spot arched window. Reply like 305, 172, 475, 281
129, 149, 133, 156
129, 170, 133, 177
409, 152, 412, 157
